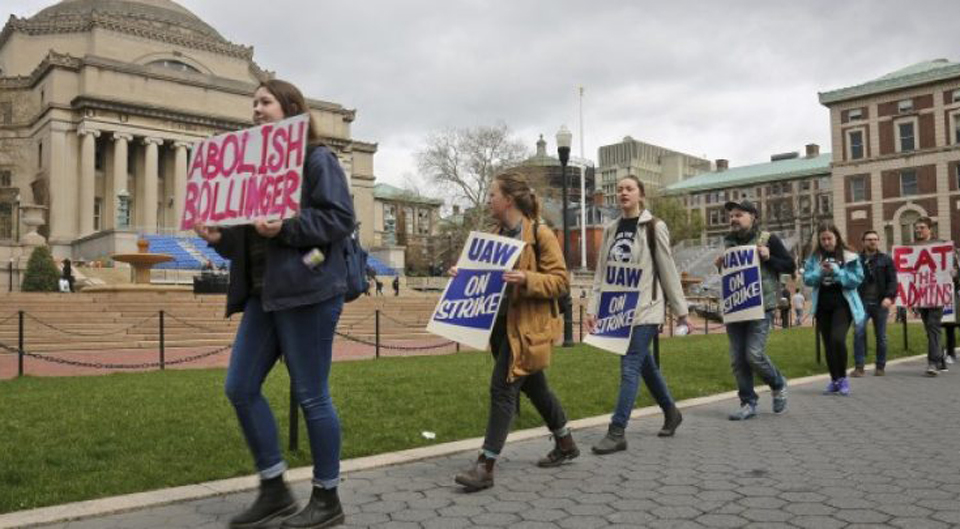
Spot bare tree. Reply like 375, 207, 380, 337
416, 123, 528, 230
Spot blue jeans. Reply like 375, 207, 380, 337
225, 296, 344, 488
611, 325, 675, 428
853, 304, 889, 369
726, 310, 784, 406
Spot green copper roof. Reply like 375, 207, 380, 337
373, 183, 443, 205
819, 59, 960, 105
663, 153, 831, 194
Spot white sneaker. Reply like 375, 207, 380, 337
946, 355, 955, 365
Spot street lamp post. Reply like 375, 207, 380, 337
556, 126, 574, 347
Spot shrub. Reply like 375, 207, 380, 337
21, 245, 60, 292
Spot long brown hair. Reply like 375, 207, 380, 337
257, 79, 321, 145
815, 222, 849, 261
494, 172, 540, 220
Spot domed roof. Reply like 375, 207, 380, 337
29, 0, 226, 43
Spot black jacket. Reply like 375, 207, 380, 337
212, 145, 356, 316
857, 251, 897, 304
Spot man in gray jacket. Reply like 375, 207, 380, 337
715, 201, 794, 420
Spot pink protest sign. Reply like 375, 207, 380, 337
892, 242, 955, 308
180, 113, 310, 230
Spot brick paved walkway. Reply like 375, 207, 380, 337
26, 356, 960, 528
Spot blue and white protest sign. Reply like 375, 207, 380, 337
721, 245, 765, 323
585, 263, 643, 355
426, 231, 526, 349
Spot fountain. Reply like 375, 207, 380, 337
83, 238, 191, 292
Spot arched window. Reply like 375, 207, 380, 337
147, 59, 201, 74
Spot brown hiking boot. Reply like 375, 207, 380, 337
850, 366, 866, 378
874, 367, 885, 376
454, 455, 495, 491
537, 433, 580, 468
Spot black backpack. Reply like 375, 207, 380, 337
343, 228, 369, 302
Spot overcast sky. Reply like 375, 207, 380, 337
6, 0, 960, 190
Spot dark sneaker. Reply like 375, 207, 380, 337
658, 406, 683, 437
537, 434, 580, 468
229, 476, 298, 529
772, 381, 788, 414
926, 364, 939, 377
592, 424, 627, 454
823, 380, 839, 394
728, 403, 757, 421
850, 366, 865, 378
281, 486, 344, 529
837, 377, 850, 396
454, 455, 495, 491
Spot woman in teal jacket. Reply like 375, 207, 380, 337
803, 223, 864, 396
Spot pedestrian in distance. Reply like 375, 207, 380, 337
791, 289, 805, 326
194, 79, 355, 529
392, 275, 400, 296
911, 216, 957, 376
852, 230, 896, 377
375, 279, 383, 296
803, 223, 864, 396
714, 200, 793, 420
452, 171, 577, 492
585, 175, 688, 454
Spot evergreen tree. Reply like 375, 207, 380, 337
22, 245, 60, 292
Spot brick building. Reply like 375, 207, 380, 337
819, 59, 960, 247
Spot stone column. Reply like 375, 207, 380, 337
48, 125, 75, 243
78, 127, 100, 237
173, 142, 190, 231
111, 133, 133, 230
143, 137, 163, 233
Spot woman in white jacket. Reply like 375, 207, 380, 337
585, 175, 690, 454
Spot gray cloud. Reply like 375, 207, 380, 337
7, 0, 959, 187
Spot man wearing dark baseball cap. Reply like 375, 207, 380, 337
715, 199, 795, 420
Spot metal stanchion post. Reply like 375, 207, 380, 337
902, 311, 908, 352
815, 316, 821, 365
18, 310, 24, 377
159, 310, 165, 371
375, 309, 381, 359
579, 304, 584, 342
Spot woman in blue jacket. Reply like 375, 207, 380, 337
803, 223, 864, 396
195, 79, 355, 529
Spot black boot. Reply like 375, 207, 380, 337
454, 454, 495, 491
281, 486, 345, 528
536, 433, 580, 468
229, 475, 297, 528
658, 405, 683, 437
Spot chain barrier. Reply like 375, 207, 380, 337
0, 313, 17, 327
24, 312, 158, 337
342, 311, 376, 331
0, 341, 16, 354
19, 344, 232, 370
333, 329, 455, 351
377, 311, 428, 328
163, 312, 227, 333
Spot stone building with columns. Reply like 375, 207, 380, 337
819, 59, 960, 247
0, 0, 377, 269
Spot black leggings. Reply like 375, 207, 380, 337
817, 304, 852, 381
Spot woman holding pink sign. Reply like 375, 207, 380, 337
803, 223, 864, 396
194, 79, 355, 529
585, 175, 689, 455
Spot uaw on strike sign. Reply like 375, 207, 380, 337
584, 263, 643, 355
427, 232, 525, 350
180, 113, 310, 230
721, 245, 765, 324
893, 242, 955, 322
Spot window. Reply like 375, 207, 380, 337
0, 101, 10, 125
0, 170, 10, 187
900, 170, 918, 196
818, 194, 832, 214
848, 108, 863, 121
38, 141, 43, 168
93, 198, 102, 231
0, 203, 11, 239
850, 177, 866, 202
956, 164, 960, 190
709, 210, 721, 225
799, 181, 811, 192
897, 121, 915, 152
799, 197, 811, 215
848, 130, 864, 160
117, 194, 131, 229
898, 99, 913, 113
953, 113, 960, 144
147, 59, 202, 74
954, 89, 960, 103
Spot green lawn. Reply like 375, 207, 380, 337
0, 322, 924, 513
